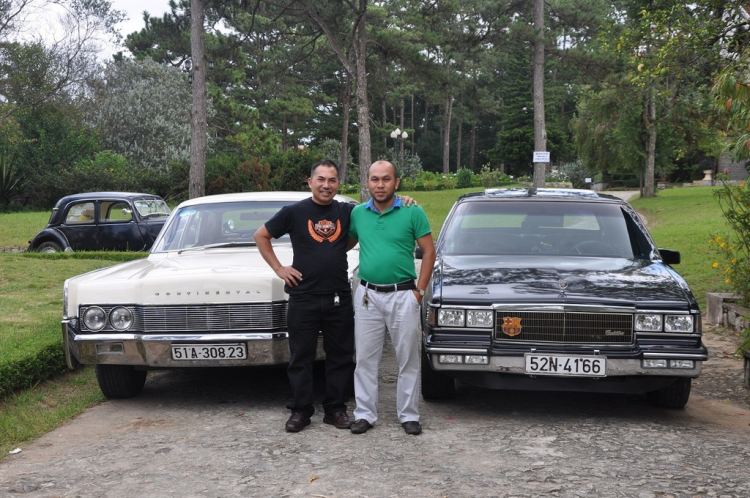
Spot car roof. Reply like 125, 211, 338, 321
173, 191, 358, 209
457, 188, 625, 203
54, 192, 164, 206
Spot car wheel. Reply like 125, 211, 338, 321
646, 377, 691, 409
37, 241, 63, 253
421, 348, 456, 400
95, 364, 147, 399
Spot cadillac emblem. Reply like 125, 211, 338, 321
501, 317, 522, 337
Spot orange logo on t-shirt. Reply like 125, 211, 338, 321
308, 219, 342, 243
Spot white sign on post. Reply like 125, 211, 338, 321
533, 151, 550, 163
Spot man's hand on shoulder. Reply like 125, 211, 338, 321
398, 195, 417, 207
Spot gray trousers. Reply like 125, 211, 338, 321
352, 284, 421, 424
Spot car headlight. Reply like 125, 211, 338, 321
83, 307, 107, 331
109, 307, 134, 331
634, 313, 663, 331
664, 314, 693, 333
438, 309, 465, 327
466, 310, 494, 328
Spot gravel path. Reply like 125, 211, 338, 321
1, 318, 749, 497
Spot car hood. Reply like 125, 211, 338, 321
434, 255, 693, 308
66, 245, 359, 307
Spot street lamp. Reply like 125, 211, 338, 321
390, 128, 408, 171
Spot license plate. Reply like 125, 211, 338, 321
171, 343, 247, 361
524, 354, 606, 377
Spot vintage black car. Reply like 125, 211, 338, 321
421, 188, 706, 408
28, 192, 170, 253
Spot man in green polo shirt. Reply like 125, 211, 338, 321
347, 160, 436, 436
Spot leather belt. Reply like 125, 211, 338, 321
360, 279, 416, 293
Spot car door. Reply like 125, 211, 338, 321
98, 200, 147, 251
61, 201, 99, 251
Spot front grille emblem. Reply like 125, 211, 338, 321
501, 317, 522, 337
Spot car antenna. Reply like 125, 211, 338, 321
527, 187, 537, 197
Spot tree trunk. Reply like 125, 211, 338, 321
643, 91, 656, 198
188, 0, 207, 199
469, 123, 476, 169
410, 94, 415, 155
442, 95, 452, 174
382, 101, 388, 150
354, 0, 371, 201
300, 0, 371, 199
456, 122, 462, 171
399, 100, 405, 160
340, 74, 351, 183
532, 0, 547, 188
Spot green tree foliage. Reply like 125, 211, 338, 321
11, 103, 99, 207
0, 1, 125, 124
87, 58, 195, 171
573, 0, 737, 193
711, 177, 750, 308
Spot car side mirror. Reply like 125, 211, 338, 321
659, 248, 680, 265
414, 245, 423, 260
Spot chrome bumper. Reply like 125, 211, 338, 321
424, 347, 704, 377
62, 320, 320, 369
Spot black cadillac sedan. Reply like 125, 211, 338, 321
28, 192, 170, 253
421, 188, 706, 408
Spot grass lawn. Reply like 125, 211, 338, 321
630, 186, 731, 309
0, 211, 51, 248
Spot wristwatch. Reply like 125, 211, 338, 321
416, 288, 425, 296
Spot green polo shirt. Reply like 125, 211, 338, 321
349, 197, 431, 285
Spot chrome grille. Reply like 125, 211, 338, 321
495, 311, 633, 344
80, 302, 287, 333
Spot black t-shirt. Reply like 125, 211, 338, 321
264, 198, 355, 295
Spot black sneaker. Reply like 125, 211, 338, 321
350, 419, 373, 434
401, 421, 422, 435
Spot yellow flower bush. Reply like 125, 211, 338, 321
712, 178, 750, 306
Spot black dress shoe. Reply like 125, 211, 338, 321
350, 419, 373, 434
285, 412, 311, 432
401, 421, 422, 435
323, 411, 352, 429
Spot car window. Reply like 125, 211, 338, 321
101, 201, 133, 222
134, 199, 170, 218
442, 200, 635, 258
152, 200, 294, 252
65, 202, 95, 224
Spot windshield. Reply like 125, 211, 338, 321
441, 200, 637, 258
134, 199, 171, 218
151, 200, 293, 252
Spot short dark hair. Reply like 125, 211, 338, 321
311, 159, 340, 178
368, 160, 399, 179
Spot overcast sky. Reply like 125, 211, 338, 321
105, 0, 172, 56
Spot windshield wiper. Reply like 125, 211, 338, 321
178, 241, 256, 254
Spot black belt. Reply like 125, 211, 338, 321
360, 279, 416, 293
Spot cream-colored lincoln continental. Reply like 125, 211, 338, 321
62, 192, 358, 398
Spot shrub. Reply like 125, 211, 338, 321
559, 161, 589, 188
0, 344, 67, 397
456, 167, 472, 188
710, 176, 750, 311
479, 164, 511, 188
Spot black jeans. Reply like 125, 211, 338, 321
286, 292, 355, 416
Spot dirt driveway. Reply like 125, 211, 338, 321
1, 320, 749, 497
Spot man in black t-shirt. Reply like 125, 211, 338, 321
254, 160, 356, 432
